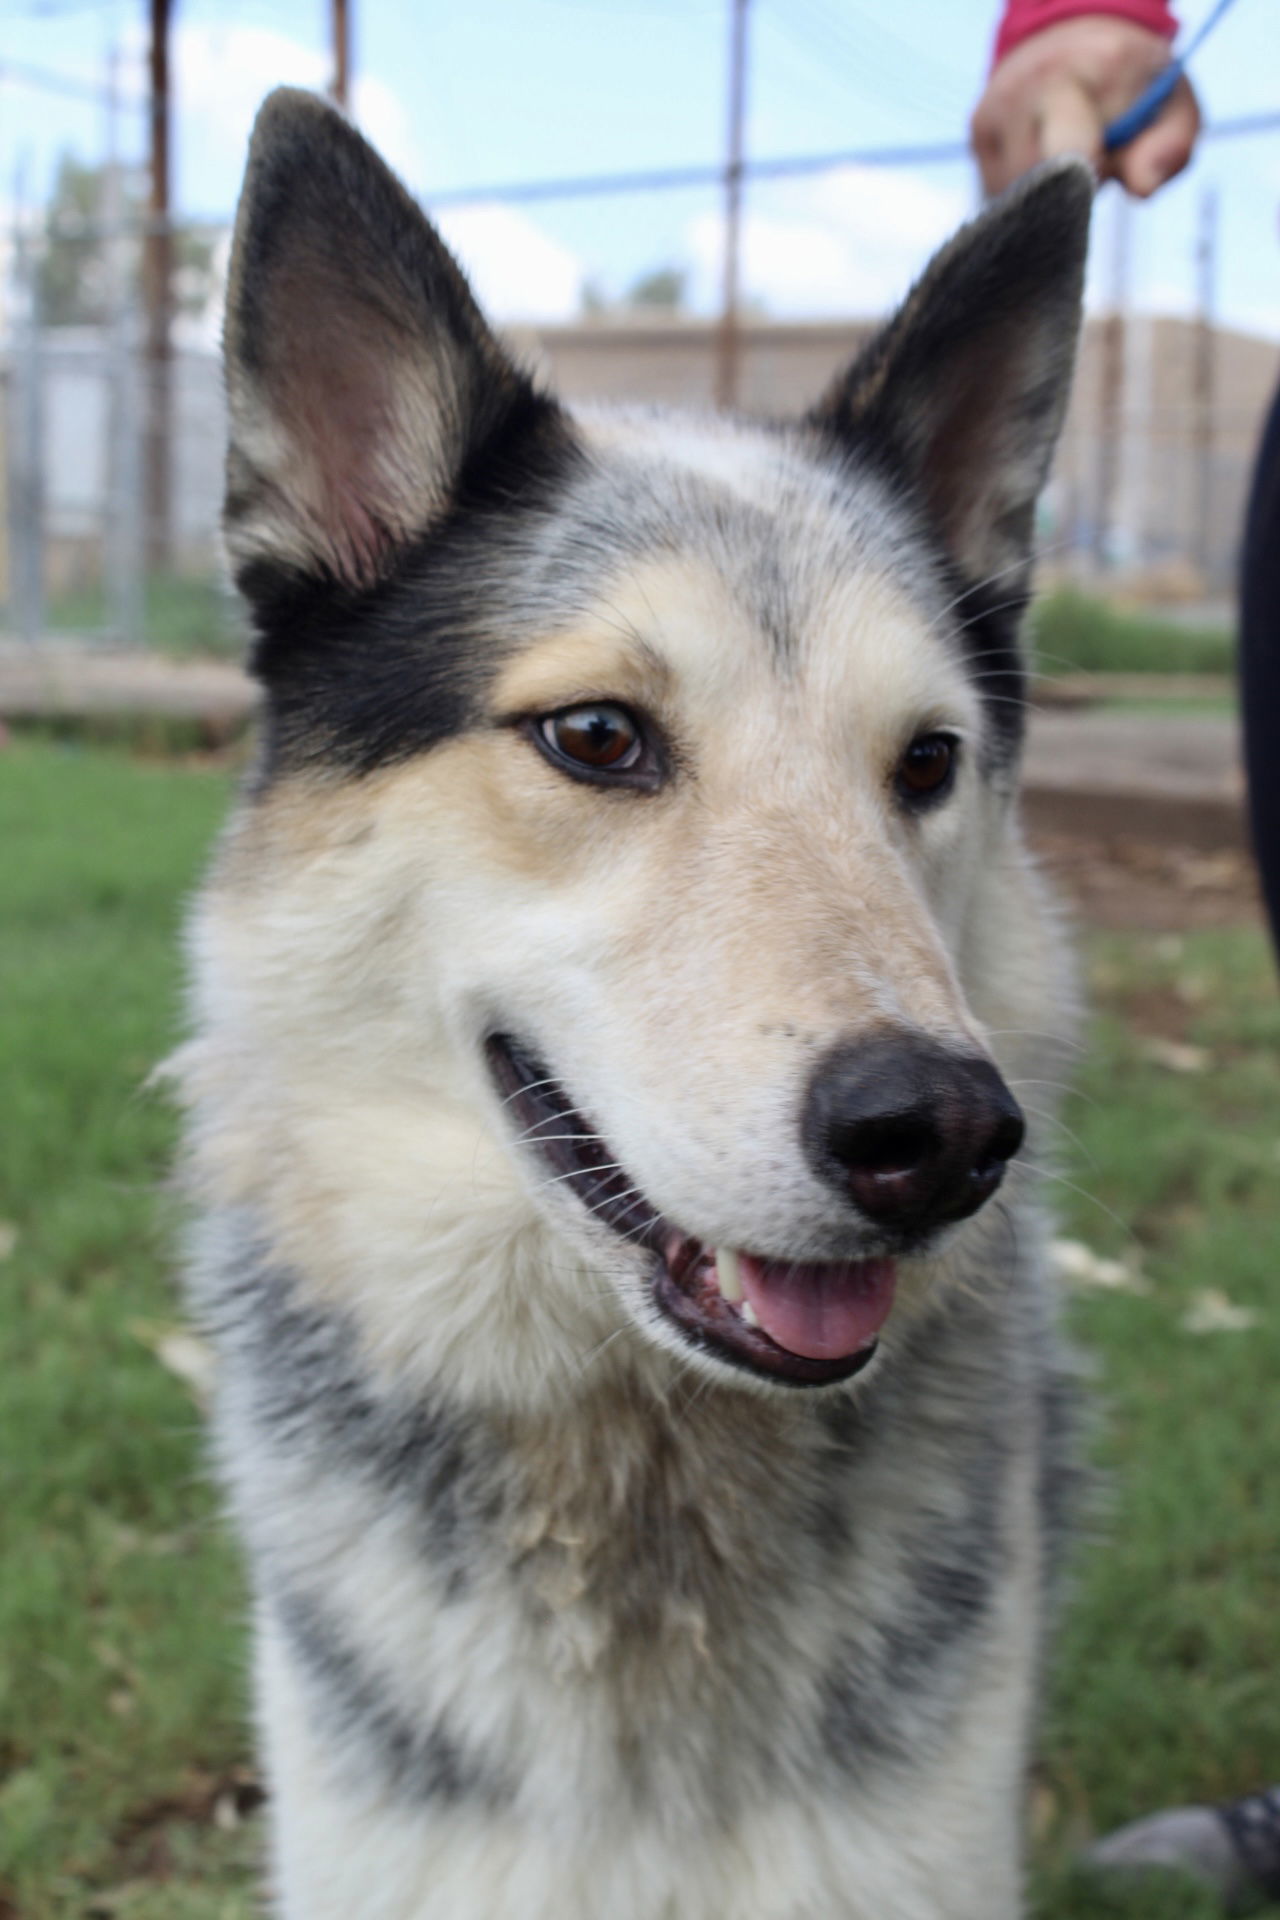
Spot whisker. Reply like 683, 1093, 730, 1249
496, 1076, 563, 1110
511, 1128, 612, 1150
967, 664, 1059, 687
986, 1028, 1087, 1055
1015, 1100, 1097, 1172
530, 1161, 633, 1193
1008, 1159, 1134, 1245
1007, 1075, 1100, 1113
575, 1326, 633, 1376
963, 692, 1046, 713
920, 542, 1075, 638
952, 593, 1040, 639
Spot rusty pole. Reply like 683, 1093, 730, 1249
1093, 192, 1130, 574
331, 0, 350, 110
713, 0, 749, 411
1192, 185, 1219, 581
143, 0, 172, 575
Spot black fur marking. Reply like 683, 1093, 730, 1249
276, 1586, 512, 1808
946, 565, 1031, 768
213, 1250, 499, 1584
818, 1475, 1008, 1777
242, 392, 585, 779
812, 1304, 1014, 1781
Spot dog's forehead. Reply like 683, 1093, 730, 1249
492, 549, 953, 726
495, 408, 966, 717
573, 404, 917, 585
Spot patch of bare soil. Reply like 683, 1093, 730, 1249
1032, 832, 1263, 931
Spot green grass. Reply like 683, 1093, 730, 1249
1097, 695, 1237, 720
47, 574, 245, 659
0, 743, 249, 1916
1032, 1867, 1225, 1918
1032, 588, 1234, 678
1032, 926, 1280, 1910
2, 740, 1278, 1916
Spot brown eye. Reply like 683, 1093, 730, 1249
896, 732, 958, 804
540, 704, 642, 773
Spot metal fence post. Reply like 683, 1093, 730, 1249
8, 190, 46, 646
103, 49, 146, 649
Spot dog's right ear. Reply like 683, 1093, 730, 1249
223, 88, 553, 594
807, 160, 1092, 594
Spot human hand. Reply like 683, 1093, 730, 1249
971, 16, 1201, 199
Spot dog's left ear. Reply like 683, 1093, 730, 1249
808, 161, 1092, 590
223, 87, 556, 594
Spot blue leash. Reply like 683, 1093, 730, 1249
1103, 0, 1242, 150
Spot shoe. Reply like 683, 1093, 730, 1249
1084, 1787, 1280, 1915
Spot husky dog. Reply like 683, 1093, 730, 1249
179, 86, 1091, 1920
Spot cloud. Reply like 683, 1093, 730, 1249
686, 166, 973, 318
152, 24, 584, 324
431, 203, 584, 322
125, 21, 426, 213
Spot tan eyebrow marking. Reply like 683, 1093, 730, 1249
492, 628, 673, 717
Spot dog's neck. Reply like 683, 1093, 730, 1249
211, 1214, 1044, 1811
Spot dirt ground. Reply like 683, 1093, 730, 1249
1033, 831, 1263, 932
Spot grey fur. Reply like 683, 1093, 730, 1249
273, 1586, 512, 1808
200, 1237, 497, 1590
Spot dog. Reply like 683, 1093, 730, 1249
176, 86, 1091, 1920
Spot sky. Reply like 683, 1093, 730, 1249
0, 0, 1276, 340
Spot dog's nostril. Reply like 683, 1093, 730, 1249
829, 1113, 938, 1180
966, 1103, 1025, 1205
844, 1137, 944, 1223
980, 1105, 1026, 1178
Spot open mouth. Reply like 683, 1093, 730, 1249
486, 1033, 897, 1388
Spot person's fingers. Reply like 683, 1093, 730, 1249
1112, 74, 1201, 197
1038, 78, 1104, 170
972, 91, 1056, 195
970, 97, 1021, 197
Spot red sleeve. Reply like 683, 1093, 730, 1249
993, 0, 1178, 64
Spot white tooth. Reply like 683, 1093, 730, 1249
741, 1300, 761, 1330
715, 1246, 743, 1304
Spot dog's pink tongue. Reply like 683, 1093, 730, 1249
738, 1254, 897, 1361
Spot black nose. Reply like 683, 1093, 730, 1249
803, 1032, 1025, 1235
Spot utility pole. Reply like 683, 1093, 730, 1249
1192, 184, 1219, 582
143, 0, 173, 574
713, 0, 749, 411
1093, 190, 1131, 574
331, 0, 350, 110
104, 43, 144, 646
9, 160, 45, 645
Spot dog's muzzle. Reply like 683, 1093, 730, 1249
486, 1027, 1022, 1390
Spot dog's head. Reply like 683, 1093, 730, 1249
199, 90, 1090, 1399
